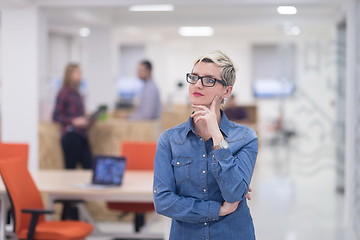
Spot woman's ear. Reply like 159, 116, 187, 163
223, 86, 233, 99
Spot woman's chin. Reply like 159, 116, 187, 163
190, 100, 211, 106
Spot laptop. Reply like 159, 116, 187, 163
91, 155, 126, 186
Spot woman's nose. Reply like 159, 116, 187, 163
194, 79, 203, 88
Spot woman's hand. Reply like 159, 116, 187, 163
245, 187, 252, 200
219, 201, 240, 216
191, 95, 223, 143
218, 188, 252, 216
72, 117, 89, 128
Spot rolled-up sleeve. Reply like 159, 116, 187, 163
153, 132, 221, 223
210, 130, 258, 203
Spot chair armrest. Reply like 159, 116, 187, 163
54, 199, 85, 204
22, 208, 54, 240
22, 208, 54, 215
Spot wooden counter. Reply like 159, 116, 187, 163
39, 104, 258, 169
39, 119, 161, 169
88, 119, 161, 156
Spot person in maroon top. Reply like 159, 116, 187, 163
53, 63, 92, 220
53, 63, 92, 169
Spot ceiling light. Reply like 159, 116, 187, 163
129, 4, 174, 12
178, 26, 214, 37
283, 25, 301, 36
277, 6, 297, 15
79, 27, 91, 37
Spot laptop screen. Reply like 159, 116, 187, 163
92, 156, 126, 186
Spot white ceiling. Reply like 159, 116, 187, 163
1, 0, 347, 34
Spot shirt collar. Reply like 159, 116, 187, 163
184, 110, 230, 138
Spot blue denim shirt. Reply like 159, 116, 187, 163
153, 112, 258, 240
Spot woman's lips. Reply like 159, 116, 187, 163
193, 92, 204, 97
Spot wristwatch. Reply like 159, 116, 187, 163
213, 139, 229, 150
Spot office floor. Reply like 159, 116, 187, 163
88, 132, 354, 240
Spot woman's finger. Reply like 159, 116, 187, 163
191, 108, 211, 117
210, 95, 220, 111
192, 104, 209, 111
191, 110, 208, 118
246, 194, 252, 200
194, 116, 206, 124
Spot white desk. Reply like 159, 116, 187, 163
0, 170, 166, 240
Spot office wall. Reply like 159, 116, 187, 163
0, 30, 1, 139
81, 27, 115, 113
345, 0, 360, 237
0, 6, 43, 170
0, 30, 2, 110
111, 25, 337, 136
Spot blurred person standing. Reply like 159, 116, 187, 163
129, 60, 161, 120
53, 63, 92, 170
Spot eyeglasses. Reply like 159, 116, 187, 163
186, 73, 227, 87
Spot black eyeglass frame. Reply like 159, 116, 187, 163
186, 73, 227, 87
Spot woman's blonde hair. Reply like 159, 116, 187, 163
194, 50, 236, 86
62, 63, 80, 89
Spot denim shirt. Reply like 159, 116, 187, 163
153, 112, 258, 240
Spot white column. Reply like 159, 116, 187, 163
345, 0, 360, 238
1, 6, 42, 171
81, 27, 115, 112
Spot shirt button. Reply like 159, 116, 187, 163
204, 222, 207, 226
176, 162, 180, 165
200, 138, 203, 141
203, 189, 206, 192
202, 154, 206, 157
202, 170, 206, 174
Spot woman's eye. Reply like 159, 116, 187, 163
190, 75, 198, 81
205, 78, 215, 83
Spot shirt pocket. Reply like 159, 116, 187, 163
171, 157, 192, 183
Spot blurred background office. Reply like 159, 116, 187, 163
0, 0, 359, 240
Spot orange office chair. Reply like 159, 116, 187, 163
107, 141, 157, 232
0, 142, 29, 163
0, 157, 93, 240
0, 142, 29, 230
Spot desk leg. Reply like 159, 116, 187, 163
76, 202, 102, 234
0, 193, 7, 240
47, 195, 55, 221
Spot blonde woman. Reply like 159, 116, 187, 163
153, 51, 258, 240
53, 63, 92, 170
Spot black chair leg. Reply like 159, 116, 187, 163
6, 209, 12, 224
134, 213, 145, 232
61, 202, 79, 220
55, 199, 84, 220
